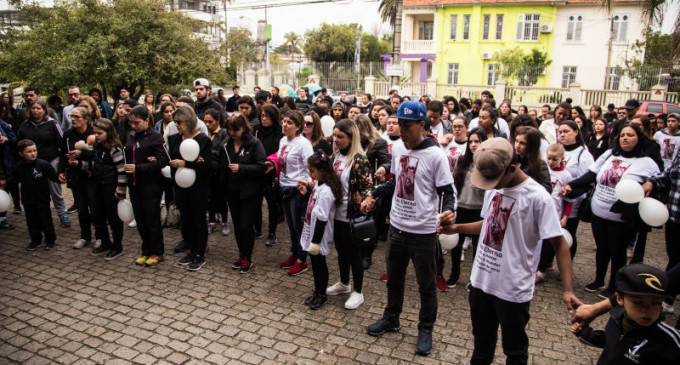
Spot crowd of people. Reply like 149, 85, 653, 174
0, 79, 679, 363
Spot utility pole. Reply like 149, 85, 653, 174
390, 0, 403, 88
604, 15, 614, 89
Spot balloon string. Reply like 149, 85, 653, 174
223, 143, 232, 165
438, 191, 444, 215
123, 147, 127, 165
162, 143, 171, 160
66, 138, 70, 153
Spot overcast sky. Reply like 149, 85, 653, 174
223, 0, 678, 46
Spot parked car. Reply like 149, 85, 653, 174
638, 100, 680, 117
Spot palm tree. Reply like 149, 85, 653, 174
283, 32, 302, 61
379, 0, 403, 85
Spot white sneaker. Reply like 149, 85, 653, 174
463, 237, 471, 250
94, 239, 102, 249
460, 251, 465, 262
326, 282, 352, 296
663, 302, 675, 314
128, 220, 137, 228
73, 239, 90, 249
344, 291, 364, 310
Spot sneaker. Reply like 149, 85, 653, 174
91, 245, 110, 256
366, 317, 401, 336
535, 271, 546, 284
45, 242, 55, 250
26, 242, 40, 251
174, 240, 188, 253
415, 328, 433, 355
177, 253, 194, 266
362, 256, 372, 271
598, 287, 615, 299
239, 259, 252, 274
305, 293, 317, 306
435, 275, 446, 292
326, 282, 352, 296
67, 204, 78, 213
188, 256, 206, 271
287, 261, 308, 276
254, 232, 263, 240
662, 301, 675, 314
73, 239, 90, 249
460, 251, 465, 262
208, 222, 216, 234
344, 291, 364, 310
279, 255, 296, 269
145, 255, 163, 267
105, 248, 123, 260
135, 255, 149, 266
465, 282, 471, 292
232, 256, 243, 270
93, 239, 102, 249
380, 273, 387, 282
309, 294, 327, 310
463, 237, 471, 250
61, 216, 70, 227
12, 206, 21, 215
128, 220, 137, 228
584, 281, 606, 293
265, 234, 277, 246
221, 222, 231, 235
446, 277, 457, 289
0, 221, 15, 230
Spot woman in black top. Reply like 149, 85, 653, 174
221, 114, 267, 273
514, 126, 551, 192
205, 108, 230, 235
587, 118, 610, 161
254, 104, 284, 246
168, 106, 212, 271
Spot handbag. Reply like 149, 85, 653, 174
578, 188, 594, 223
350, 216, 377, 247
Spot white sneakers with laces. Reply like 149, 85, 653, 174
345, 291, 364, 310
326, 282, 352, 296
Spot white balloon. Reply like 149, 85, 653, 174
439, 233, 459, 250
561, 228, 573, 248
175, 167, 196, 188
179, 139, 200, 161
74, 140, 89, 150
638, 197, 669, 227
0, 190, 10, 212
117, 199, 134, 222
615, 179, 644, 204
161, 166, 171, 178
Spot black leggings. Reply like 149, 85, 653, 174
129, 183, 164, 256
446, 207, 481, 283
208, 180, 228, 224
333, 220, 364, 293
538, 217, 579, 272
92, 184, 123, 250
310, 254, 329, 296
227, 195, 260, 261
591, 215, 635, 290
175, 184, 209, 258
255, 186, 280, 236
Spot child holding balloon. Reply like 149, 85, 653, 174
77, 119, 127, 260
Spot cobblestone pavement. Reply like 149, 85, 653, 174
1, 190, 677, 364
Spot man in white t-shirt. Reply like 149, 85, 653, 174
653, 113, 680, 170
438, 138, 581, 365
361, 101, 455, 356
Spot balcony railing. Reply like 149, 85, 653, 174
402, 40, 435, 54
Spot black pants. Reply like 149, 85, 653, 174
129, 183, 165, 257
25, 206, 56, 245
209, 178, 228, 224
384, 226, 438, 330
227, 195, 259, 261
538, 217, 579, 272
334, 220, 364, 293
630, 227, 650, 264
591, 215, 635, 290
92, 184, 123, 250
71, 180, 97, 241
469, 286, 531, 365
310, 254, 329, 295
9, 182, 20, 209
666, 221, 680, 271
255, 186, 280, 236
175, 184, 209, 258
161, 176, 174, 211
448, 207, 481, 283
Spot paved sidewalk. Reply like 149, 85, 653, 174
0, 191, 677, 364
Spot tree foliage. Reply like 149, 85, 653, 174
221, 27, 259, 80
0, 0, 230, 98
624, 30, 679, 91
494, 47, 552, 86
303, 23, 391, 62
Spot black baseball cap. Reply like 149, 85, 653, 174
622, 99, 640, 110
615, 263, 668, 298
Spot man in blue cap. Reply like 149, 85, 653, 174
361, 101, 456, 356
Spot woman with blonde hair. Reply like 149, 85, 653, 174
76, 95, 102, 120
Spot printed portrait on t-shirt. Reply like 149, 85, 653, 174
447, 147, 463, 173
387, 144, 393, 154
482, 192, 516, 251
333, 160, 345, 178
599, 158, 631, 188
663, 139, 676, 159
396, 155, 418, 201
304, 189, 317, 225
279, 145, 290, 174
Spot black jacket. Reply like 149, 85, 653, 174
17, 119, 62, 162
362, 138, 391, 175
519, 156, 551, 193
124, 127, 168, 187
226, 95, 240, 113
58, 126, 95, 188
586, 133, 610, 162
575, 306, 680, 365
209, 128, 229, 174
220, 134, 266, 199
167, 132, 212, 188
194, 97, 225, 121
254, 123, 283, 157
9, 158, 59, 209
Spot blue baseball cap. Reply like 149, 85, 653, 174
397, 101, 427, 121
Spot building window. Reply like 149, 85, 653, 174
606, 67, 622, 90
447, 63, 460, 84
562, 66, 577, 88
516, 13, 541, 41
487, 64, 500, 85
482, 15, 490, 40
463, 15, 471, 40
612, 14, 629, 42
418, 21, 434, 40
495, 14, 504, 40
566, 15, 583, 41
450, 15, 458, 40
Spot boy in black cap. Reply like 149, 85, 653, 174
572, 263, 680, 364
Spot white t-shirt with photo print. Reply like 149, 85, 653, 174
278, 135, 314, 187
653, 129, 680, 171
562, 145, 594, 218
300, 183, 336, 256
471, 178, 562, 303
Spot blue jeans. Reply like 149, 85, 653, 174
281, 186, 307, 262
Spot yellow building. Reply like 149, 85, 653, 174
400, 0, 557, 87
